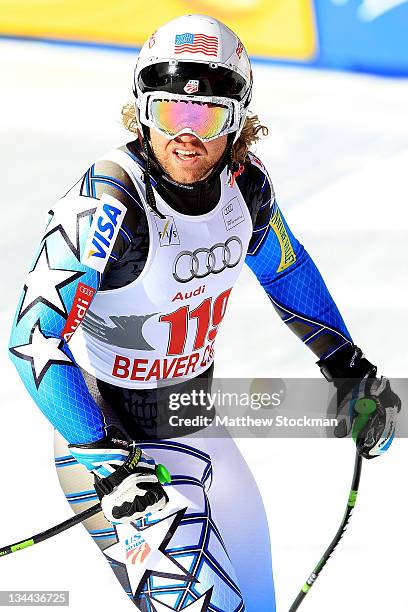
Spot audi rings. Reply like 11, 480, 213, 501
173, 236, 243, 283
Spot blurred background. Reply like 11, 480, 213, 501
1, 0, 408, 73
0, 2, 407, 612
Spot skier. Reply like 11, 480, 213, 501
9, 14, 400, 612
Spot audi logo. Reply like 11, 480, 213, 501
173, 236, 243, 283
79, 285, 94, 297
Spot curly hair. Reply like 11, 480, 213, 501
120, 102, 268, 163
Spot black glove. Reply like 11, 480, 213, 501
69, 429, 170, 522
318, 345, 401, 459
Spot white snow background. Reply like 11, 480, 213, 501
0, 40, 407, 611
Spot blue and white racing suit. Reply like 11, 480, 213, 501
9, 140, 353, 611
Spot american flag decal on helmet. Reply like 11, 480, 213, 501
184, 79, 199, 94
175, 33, 219, 56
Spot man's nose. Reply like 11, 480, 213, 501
175, 133, 199, 143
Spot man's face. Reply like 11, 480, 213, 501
149, 129, 228, 185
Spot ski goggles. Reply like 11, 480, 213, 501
138, 92, 241, 142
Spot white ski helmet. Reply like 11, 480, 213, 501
133, 14, 253, 143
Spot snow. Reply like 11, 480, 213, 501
0, 39, 407, 611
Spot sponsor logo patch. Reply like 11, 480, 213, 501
82, 195, 126, 272
222, 198, 244, 231
62, 283, 95, 342
154, 215, 180, 246
269, 206, 296, 272
148, 29, 157, 49
172, 284, 206, 301
112, 345, 215, 382
184, 79, 199, 94
172, 237, 243, 283
125, 534, 151, 565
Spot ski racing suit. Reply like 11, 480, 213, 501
9, 139, 353, 612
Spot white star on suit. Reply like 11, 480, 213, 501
150, 590, 212, 611
44, 196, 96, 259
104, 510, 190, 599
10, 321, 75, 387
17, 242, 83, 322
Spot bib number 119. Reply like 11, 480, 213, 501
160, 288, 232, 356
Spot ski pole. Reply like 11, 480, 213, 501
288, 448, 363, 611
0, 463, 171, 558
288, 396, 378, 609
0, 502, 101, 557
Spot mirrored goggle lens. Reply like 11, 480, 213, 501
150, 99, 232, 140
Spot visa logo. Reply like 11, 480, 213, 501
83, 195, 126, 272
88, 204, 123, 258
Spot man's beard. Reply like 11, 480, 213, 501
156, 153, 216, 185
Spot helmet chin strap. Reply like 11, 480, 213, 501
141, 125, 166, 220
226, 133, 238, 184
